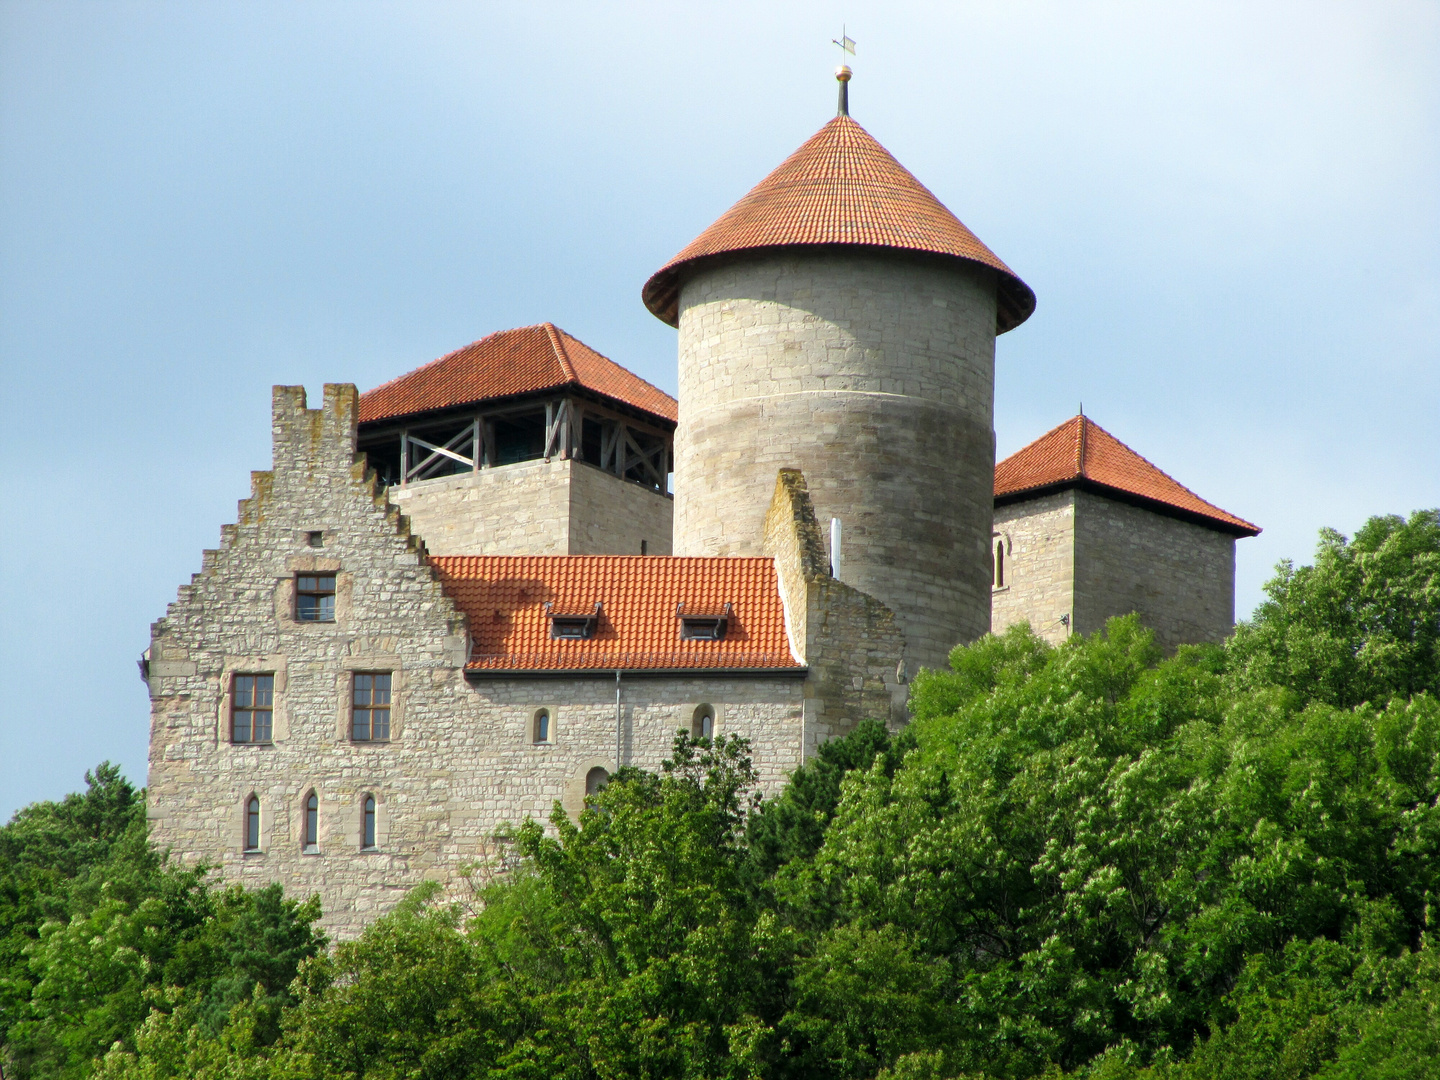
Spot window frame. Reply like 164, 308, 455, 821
295, 573, 337, 623
361, 794, 377, 851
302, 791, 319, 853
351, 672, 392, 742
533, 708, 552, 744
231, 674, 275, 744
692, 703, 716, 740
244, 795, 261, 852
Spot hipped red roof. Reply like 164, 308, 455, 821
995, 416, 1260, 536
430, 555, 802, 672
642, 114, 1034, 332
359, 324, 678, 425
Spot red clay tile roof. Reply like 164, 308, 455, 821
642, 115, 1035, 333
430, 555, 803, 671
358, 323, 678, 425
995, 416, 1260, 536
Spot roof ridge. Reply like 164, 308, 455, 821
1076, 415, 1088, 476
543, 322, 579, 384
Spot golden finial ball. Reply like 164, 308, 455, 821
835, 65, 852, 82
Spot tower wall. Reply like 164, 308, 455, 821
674, 250, 998, 669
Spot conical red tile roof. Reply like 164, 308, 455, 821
358, 323, 677, 425
995, 416, 1259, 536
642, 114, 1035, 332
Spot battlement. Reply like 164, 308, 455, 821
271, 384, 361, 475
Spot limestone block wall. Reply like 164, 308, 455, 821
990, 488, 1238, 652
567, 460, 674, 556
674, 250, 1000, 670
1072, 490, 1236, 651
991, 490, 1077, 646
763, 468, 909, 750
146, 385, 797, 939
386, 458, 673, 558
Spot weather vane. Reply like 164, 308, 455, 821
831, 25, 855, 116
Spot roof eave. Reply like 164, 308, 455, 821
464, 666, 809, 680
642, 245, 1036, 332
994, 477, 1260, 538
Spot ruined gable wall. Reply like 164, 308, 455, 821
991, 491, 1077, 646
763, 469, 908, 755
1073, 490, 1236, 650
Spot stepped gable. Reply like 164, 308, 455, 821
642, 114, 1035, 332
358, 323, 678, 425
995, 415, 1260, 537
431, 555, 802, 672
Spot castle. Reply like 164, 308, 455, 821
143, 74, 1258, 937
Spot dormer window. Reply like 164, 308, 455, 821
547, 601, 601, 640
677, 602, 731, 642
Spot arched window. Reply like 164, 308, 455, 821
533, 709, 551, 744
692, 704, 715, 740
362, 795, 377, 850
303, 792, 318, 852
585, 767, 609, 796
244, 796, 260, 852
994, 539, 1005, 588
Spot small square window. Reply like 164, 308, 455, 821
307, 531, 325, 548
296, 574, 336, 622
232, 674, 274, 743
352, 672, 391, 741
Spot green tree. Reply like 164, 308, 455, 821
1228, 509, 1440, 709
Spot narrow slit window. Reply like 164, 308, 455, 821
232, 674, 274, 743
245, 796, 261, 852
533, 709, 551, 744
296, 574, 337, 622
586, 767, 610, 796
994, 540, 1005, 588
352, 673, 391, 741
692, 704, 715, 740
362, 795, 377, 850
303, 792, 318, 852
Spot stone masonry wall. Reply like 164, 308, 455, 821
763, 469, 909, 753
673, 250, 1000, 671
1072, 490, 1236, 651
385, 458, 673, 557
146, 385, 798, 940
567, 459, 674, 556
991, 490, 1077, 646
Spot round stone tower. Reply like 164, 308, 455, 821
642, 73, 1035, 670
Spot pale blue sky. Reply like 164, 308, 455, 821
2, 2, 1437, 818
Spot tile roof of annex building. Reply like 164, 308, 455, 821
430, 555, 803, 673
642, 113, 1035, 333
994, 415, 1260, 537
358, 323, 678, 426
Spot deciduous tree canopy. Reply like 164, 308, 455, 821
3, 510, 1437, 1080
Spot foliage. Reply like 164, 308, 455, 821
0, 769, 325, 1080
1228, 509, 1440, 709
7, 511, 1440, 1078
